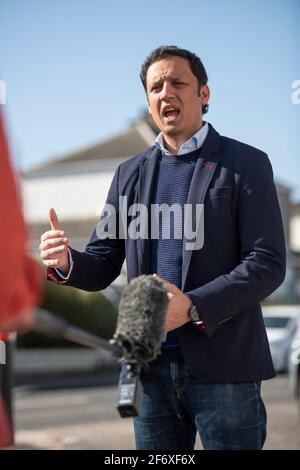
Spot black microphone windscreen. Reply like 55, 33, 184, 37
113, 275, 168, 366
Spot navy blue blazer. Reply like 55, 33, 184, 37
48, 123, 286, 382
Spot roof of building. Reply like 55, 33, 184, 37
24, 115, 159, 178
23, 114, 293, 197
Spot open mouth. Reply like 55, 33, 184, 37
162, 106, 180, 122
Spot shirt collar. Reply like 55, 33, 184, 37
154, 122, 209, 156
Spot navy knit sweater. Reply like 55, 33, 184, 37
150, 148, 202, 349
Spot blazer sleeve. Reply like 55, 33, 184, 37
47, 165, 125, 291
186, 151, 286, 337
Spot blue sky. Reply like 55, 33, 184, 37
0, 0, 299, 198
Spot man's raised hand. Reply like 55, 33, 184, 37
39, 208, 70, 273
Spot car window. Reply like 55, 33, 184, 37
263, 317, 290, 328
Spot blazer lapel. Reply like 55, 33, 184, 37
134, 124, 221, 280
182, 124, 221, 290
136, 146, 161, 274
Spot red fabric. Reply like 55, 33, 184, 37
0, 333, 9, 341
196, 322, 206, 333
0, 111, 41, 326
47, 267, 68, 284
0, 396, 13, 447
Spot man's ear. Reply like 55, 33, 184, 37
148, 103, 152, 114
199, 85, 210, 106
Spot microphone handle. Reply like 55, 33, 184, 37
63, 324, 122, 356
34, 309, 123, 357
117, 362, 143, 417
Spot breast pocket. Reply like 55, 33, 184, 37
206, 186, 232, 225
209, 186, 232, 200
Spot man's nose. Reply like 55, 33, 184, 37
160, 82, 175, 99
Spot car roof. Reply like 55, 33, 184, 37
262, 305, 300, 318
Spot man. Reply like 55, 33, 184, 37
39, 46, 286, 450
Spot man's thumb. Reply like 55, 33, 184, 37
48, 208, 62, 231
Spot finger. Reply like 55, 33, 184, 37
39, 237, 68, 251
40, 245, 67, 259
153, 275, 178, 294
153, 273, 165, 284
49, 208, 62, 231
43, 259, 60, 268
41, 230, 65, 242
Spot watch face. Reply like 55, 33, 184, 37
190, 305, 200, 322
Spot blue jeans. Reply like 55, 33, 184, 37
133, 352, 267, 450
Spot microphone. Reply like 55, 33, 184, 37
111, 275, 168, 417
112, 275, 168, 365
33, 275, 169, 418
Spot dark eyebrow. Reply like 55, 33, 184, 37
149, 76, 188, 88
150, 79, 163, 88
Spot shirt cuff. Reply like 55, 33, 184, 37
55, 248, 73, 280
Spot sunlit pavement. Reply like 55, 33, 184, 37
10, 374, 300, 450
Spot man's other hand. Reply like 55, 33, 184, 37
153, 274, 191, 332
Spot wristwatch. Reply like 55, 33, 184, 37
187, 303, 203, 324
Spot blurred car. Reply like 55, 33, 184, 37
288, 315, 300, 407
262, 305, 300, 373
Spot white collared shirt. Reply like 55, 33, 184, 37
154, 122, 209, 155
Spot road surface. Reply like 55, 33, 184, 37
12, 374, 300, 450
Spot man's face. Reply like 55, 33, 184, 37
146, 56, 210, 142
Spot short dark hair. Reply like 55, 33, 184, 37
140, 45, 209, 114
